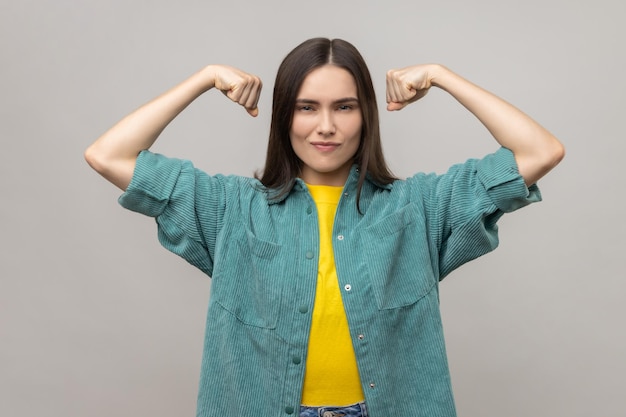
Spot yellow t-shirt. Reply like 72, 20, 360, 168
301, 184, 365, 406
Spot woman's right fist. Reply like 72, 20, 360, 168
208, 64, 262, 117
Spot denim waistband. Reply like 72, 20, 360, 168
300, 402, 367, 417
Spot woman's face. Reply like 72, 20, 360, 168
290, 65, 362, 186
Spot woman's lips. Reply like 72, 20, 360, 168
311, 142, 340, 152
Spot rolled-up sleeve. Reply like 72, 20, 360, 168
118, 151, 183, 217
476, 147, 541, 212
118, 150, 226, 276
420, 147, 541, 279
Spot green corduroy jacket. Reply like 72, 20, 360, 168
119, 147, 541, 417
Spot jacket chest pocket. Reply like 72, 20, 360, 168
212, 229, 284, 329
360, 203, 437, 310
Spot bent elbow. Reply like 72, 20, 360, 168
533, 134, 566, 174
84, 143, 135, 191
517, 136, 566, 186
545, 137, 566, 171
84, 143, 105, 173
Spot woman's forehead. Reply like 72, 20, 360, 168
297, 65, 358, 100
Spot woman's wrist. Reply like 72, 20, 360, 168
196, 65, 218, 92
428, 64, 452, 89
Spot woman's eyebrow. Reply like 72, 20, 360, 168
295, 97, 359, 104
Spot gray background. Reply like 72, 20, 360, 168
1, 0, 624, 416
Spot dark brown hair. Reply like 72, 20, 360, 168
257, 38, 395, 208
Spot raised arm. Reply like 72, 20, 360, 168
84, 65, 262, 190
386, 64, 564, 185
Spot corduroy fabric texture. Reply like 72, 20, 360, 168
119, 147, 541, 417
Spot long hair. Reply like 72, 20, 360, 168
257, 38, 395, 209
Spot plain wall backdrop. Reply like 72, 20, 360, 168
1, 0, 624, 416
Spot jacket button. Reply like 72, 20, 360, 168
285, 406, 295, 414
344, 284, 352, 291
298, 305, 308, 314
305, 251, 314, 259
337, 234, 344, 241
292, 356, 301, 365
306, 206, 312, 214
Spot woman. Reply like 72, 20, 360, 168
85, 38, 564, 417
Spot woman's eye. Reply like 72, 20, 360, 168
338, 104, 353, 111
299, 105, 314, 111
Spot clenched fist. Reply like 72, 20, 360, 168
386, 64, 441, 111
208, 64, 263, 117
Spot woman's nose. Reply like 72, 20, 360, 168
317, 110, 336, 136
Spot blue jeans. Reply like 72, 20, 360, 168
300, 402, 368, 417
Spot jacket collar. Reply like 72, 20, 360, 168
265, 165, 393, 205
